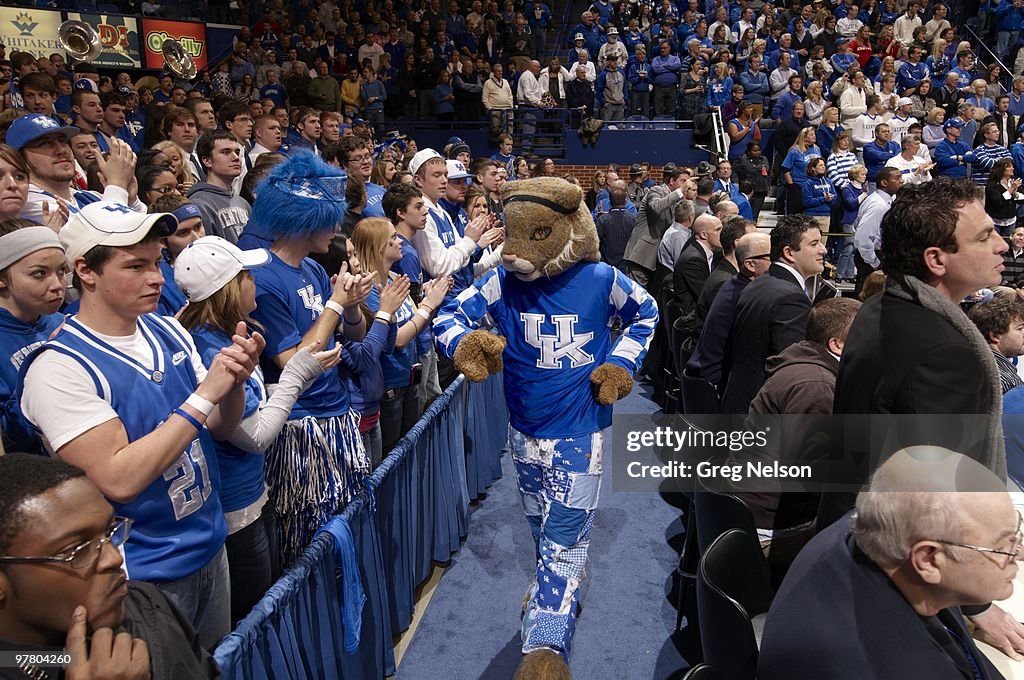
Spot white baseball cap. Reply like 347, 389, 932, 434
446, 159, 471, 180
896, 96, 913, 108
60, 201, 177, 263
408, 148, 444, 175
174, 236, 271, 302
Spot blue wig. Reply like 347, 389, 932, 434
248, 151, 348, 241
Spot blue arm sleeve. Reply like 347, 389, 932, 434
434, 268, 504, 360
604, 269, 659, 374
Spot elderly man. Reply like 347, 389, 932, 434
759, 448, 1018, 678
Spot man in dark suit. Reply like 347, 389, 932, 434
935, 71, 964, 121
759, 449, 1014, 680
694, 215, 757, 331
720, 214, 827, 414
977, 94, 1018, 147
686, 231, 772, 391
672, 213, 723, 315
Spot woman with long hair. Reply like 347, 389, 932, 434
680, 59, 708, 120
510, 156, 530, 181
817, 106, 844, 160
782, 125, 821, 214
175, 236, 343, 624
0, 221, 67, 453
371, 158, 397, 185
153, 139, 196, 191
985, 158, 1024, 236
235, 73, 260, 103
589, 168, 602, 210
985, 64, 1004, 101
352, 217, 451, 453
803, 81, 827, 127
909, 78, 937, 121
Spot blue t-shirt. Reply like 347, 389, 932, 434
190, 325, 266, 513
782, 145, 822, 184
251, 253, 350, 418
0, 308, 63, 453
363, 182, 386, 218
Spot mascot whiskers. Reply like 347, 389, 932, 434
435, 177, 659, 679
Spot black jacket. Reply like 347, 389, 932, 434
721, 263, 811, 414
758, 514, 1001, 680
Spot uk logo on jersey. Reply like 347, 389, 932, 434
521, 313, 594, 369
297, 284, 324, 319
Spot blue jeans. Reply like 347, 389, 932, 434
380, 384, 419, 454
833, 227, 856, 280
361, 420, 383, 468
225, 506, 279, 625
511, 427, 604, 659
155, 545, 231, 649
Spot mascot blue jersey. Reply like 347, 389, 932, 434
251, 253, 350, 419
435, 261, 658, 438
22, 314, 227, 582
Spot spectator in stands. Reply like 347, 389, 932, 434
694, 215, 758, 330
627, 47, 652, 118
21, 201, 262, 648
482, 63, 514, 139
596, 54, 628, 122
862, 123, 901, 189
759, 450, 1014, 679
595, 186, 634, 271
565, 65, 596, 120
973, 122, 1013, 183
0, 454, 219, 678
622, 164, 689, 288
781, 126, 820, 214
885, 134, 934, 185
837, 164, 868, 283
934, 118, 978, 178
985, 158, 1024, 237
354, 218, 450, 453
740, 296, 862, 573
721, 214, 825, 414
852, 166, 902, 291
250, 114, 283, 164
801, 157, 838, 233
970, 298, 1024, 394
686, 230, 773, 391
1004, 227, 1024, 288
673, 212, 723, 313
733, 141, 769, 219
186, 130, 250, 244
12, 115, 144, 224
0, 224, 66, 454
289, 107, 322, 157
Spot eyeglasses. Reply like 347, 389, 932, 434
150, 185, 182, 195
934, 512, 1024, 568
0, 517, 132, 570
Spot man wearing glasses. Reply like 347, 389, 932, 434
0, 454, 218, 678
759, 448, 1019, 678
337, 136, 387, 218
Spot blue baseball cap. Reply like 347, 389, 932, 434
73, 78, 98, 92
943, 118, 964, 131
6, 114, 80, 151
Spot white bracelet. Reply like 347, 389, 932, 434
324, 300, 345, 317
416, 308, 432, 322
375, 310, 393, 322
186, 393, 215, 417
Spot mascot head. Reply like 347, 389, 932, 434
248, 151, 348, 241
500, 177, 599, 281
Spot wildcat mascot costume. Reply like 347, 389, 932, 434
435, 177, 659, 678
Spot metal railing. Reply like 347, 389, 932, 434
963, 24, 1012, 96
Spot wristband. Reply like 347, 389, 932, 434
375, 310, 393, 323
416, 308, 432, 322
324, 300, 345, 317
186, 393, 215, 416
172, 408, 203, 431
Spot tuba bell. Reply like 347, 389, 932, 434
161, 39, 197, 81
58, 20, 103, 63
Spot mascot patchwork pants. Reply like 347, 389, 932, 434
510, 427, 604, 658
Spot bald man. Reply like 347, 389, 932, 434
673, 213, 724, 314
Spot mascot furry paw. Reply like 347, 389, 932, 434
454, 330, 506, 381
434, 176, 659, 680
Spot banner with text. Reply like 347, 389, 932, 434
140, 18, 206, 72
0, 8, 63, 59
65, 13, 142, 69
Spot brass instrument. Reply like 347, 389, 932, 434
161, 38, 197, 81
58, 20, 103, 63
